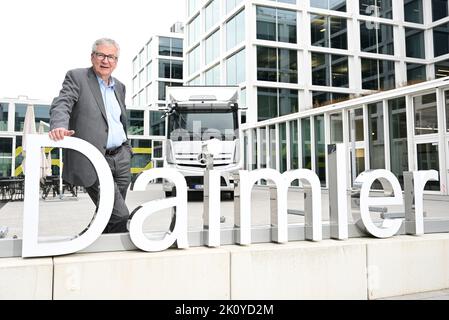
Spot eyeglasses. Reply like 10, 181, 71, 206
93, 52, 118, 62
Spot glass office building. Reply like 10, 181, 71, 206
130, 27, 184, 173
184, 0, 449, 193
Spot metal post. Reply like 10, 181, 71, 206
59, 148, 63, 199
328, 143, 349, 240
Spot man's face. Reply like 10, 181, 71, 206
91, 44, 118, 81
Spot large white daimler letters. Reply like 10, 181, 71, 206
353, 169, 403, 238
20, 138, 442, 258
22, 135, 114, 258
129, 168, 189, 251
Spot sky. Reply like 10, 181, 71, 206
0, 0, 185, 104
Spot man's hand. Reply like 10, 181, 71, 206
49, 128, 75, 141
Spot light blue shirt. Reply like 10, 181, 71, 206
97, 76, 127, 149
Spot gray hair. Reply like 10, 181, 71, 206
92, 38, 120, 57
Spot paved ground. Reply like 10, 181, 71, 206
1, 183, 449, 299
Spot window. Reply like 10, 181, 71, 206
205, 0, 220, 31
311, 15, 347, 49
388, 97, 408, 186
127, 110, 144, 135
130, 139, 152, 176
311, 52, 348, 87
149, 111, 165, 136
158, 59, 182, 79
146, 62, 152, 82
361, 58, 396, 90
226, 10, 245, 50
312, 91, 349, 107
310, 0, 346, 12
257, 6, 297, 44
0, 103, 8, 131
414, 93, 438, 135
188, 15, 201, 47
159, 37, 183, 57
432, 0, 448, 22
226, 49, 245, 85
205, 64, 220, 85
14, 104, 28, 132
314, 115, 326, 186
0, 137, 12, 177
205, 31, 220, 65
34, 105, 50, 132
368, 101, 385, 169
226, 0, 243, 14
280, 123, 287, 173
159, 37, 171, 56
188, 0, 200, 16
258, 87, 298, 121
132, 57, 138, 75
146, 40, 152, 61
257, 46, 297, 83
404, 0, 423, 24
407, 63, 426, 84
405, 28, 425, 59
435, 59, 449, 78
417, 143, 440, 190
158, 81, 182, 101
330, 113, 343, 143
301, 118, 312, 169
360, 21, 394, 55
172, 38, 183, 58
290, 120, 299, 169
359, 0, 392, 19
188, 46, 200, 76
433, 23, 449, 57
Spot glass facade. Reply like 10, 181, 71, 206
361, 58, 395, 91
205, 0, 220, 31
433, 23, 449, 58
311, 15, 347, 49
257, 6, 297, 44
257, 46, 297, 83
226, 10, 245, 50
360, 22, 394, 55
127, 110, 144, 135
205, 31, 220, 65
407, 63, 426, 84
258, 88, 298, 121
368, 101, 385, 169
388, 97, 408, 186
311, 52, 348, 87
359, 0, 393, 19
404, 0, 423, 23
405, 28, 425, 59
310, 0, 346, 12
435, 59, 449, 78
301, 118, 312, 169
414, 93, 438, 135
149, 111, 165, 136
226, 49, 245, 85
0, 103, 7, 131
432, 0, 449, 22
159, 37, 182, 57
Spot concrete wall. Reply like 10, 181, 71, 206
1, 233, 449, 299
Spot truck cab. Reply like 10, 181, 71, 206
161, 86, 243, 198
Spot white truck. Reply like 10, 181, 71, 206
161, 86, 243, 199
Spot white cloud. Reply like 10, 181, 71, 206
0, 0, 185, 104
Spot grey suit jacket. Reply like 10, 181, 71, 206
50, 67, 129, 187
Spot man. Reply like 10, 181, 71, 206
49, 38, 132, 233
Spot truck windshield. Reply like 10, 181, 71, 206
168, 110, 238, 141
